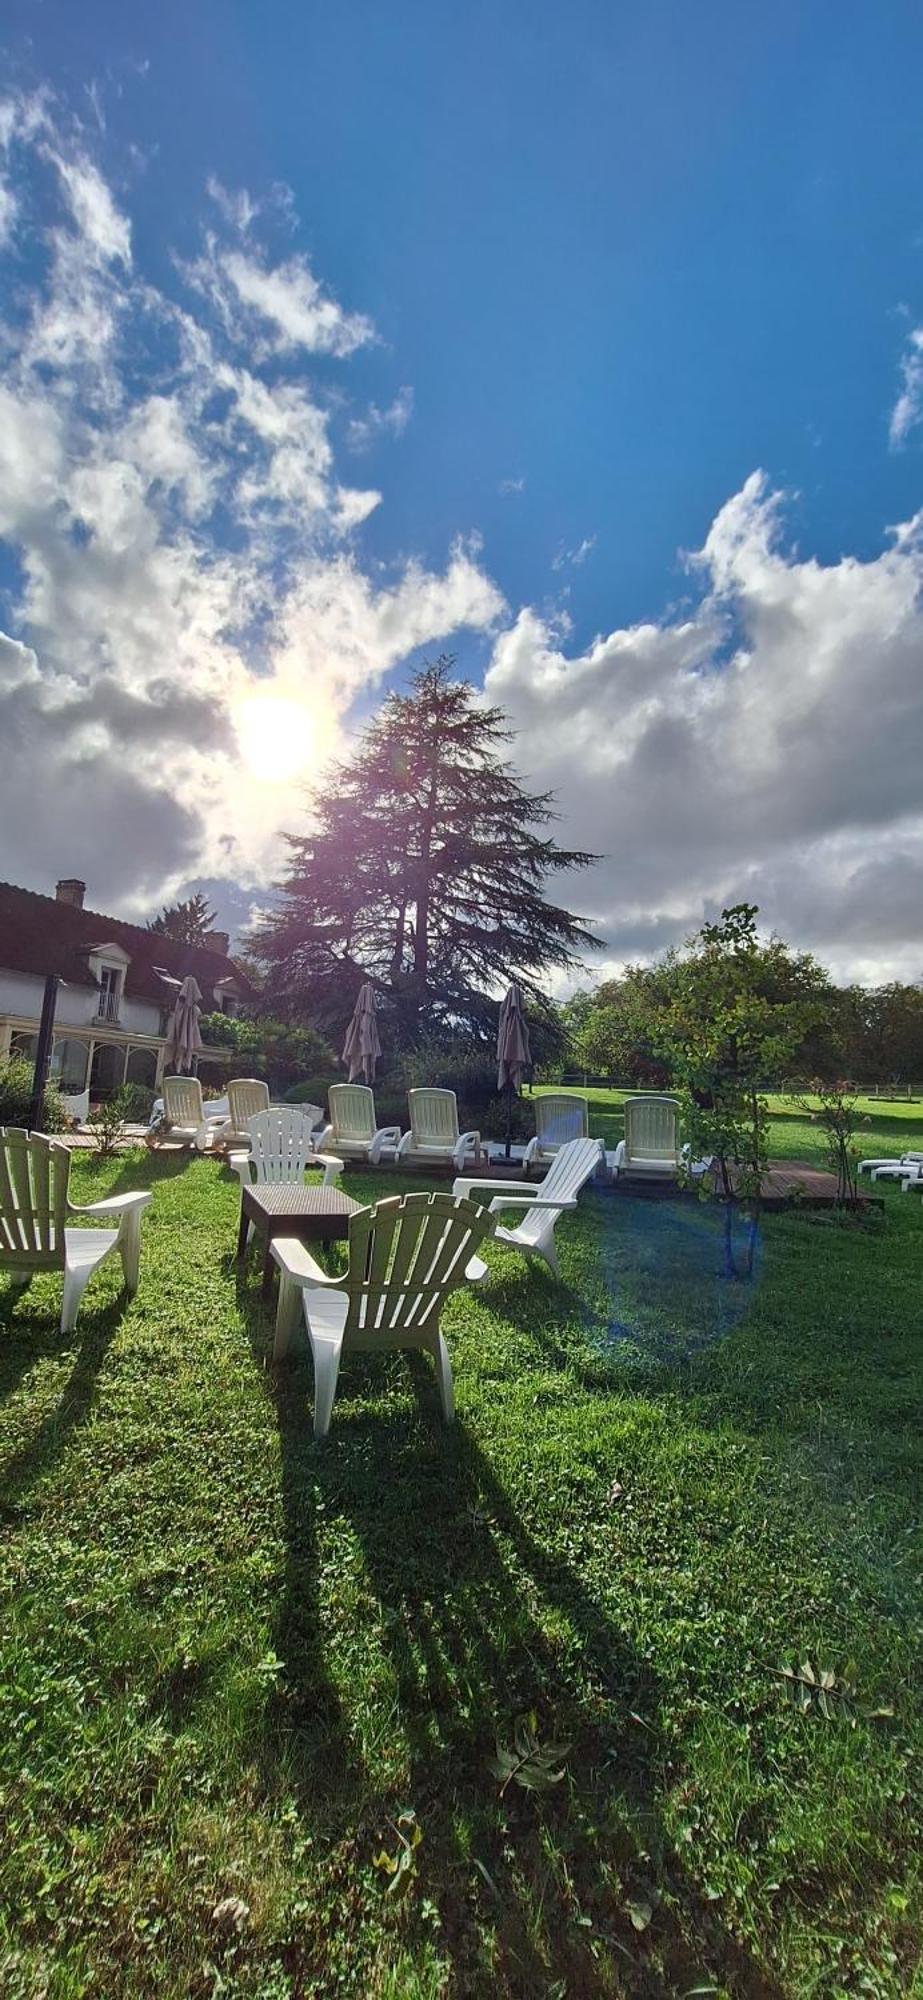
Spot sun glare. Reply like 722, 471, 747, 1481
236, 692, 333, 783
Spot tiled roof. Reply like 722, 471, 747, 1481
0, 882, 256, 1010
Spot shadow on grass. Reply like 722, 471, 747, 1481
0, 1292, 123, 1511
254, 1314, 786, 1998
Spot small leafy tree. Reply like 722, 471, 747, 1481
790, 1078, 861, 1205
87, 1085, 149, 1157
652, 906, 829, 1277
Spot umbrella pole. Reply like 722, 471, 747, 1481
505, 1078, 513, 1160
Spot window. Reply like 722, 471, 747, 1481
97, 966, 121, 1021
90, 1043, 126, 1098
51, 1039, 89, 1094
125, 1047, 157, 1091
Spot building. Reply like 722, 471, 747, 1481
0, 878, 254, 1099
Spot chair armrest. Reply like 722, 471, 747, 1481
396, 1130, 414, 1156
488, 1194, 576, 1215
453, 1130, 481, 1171
369, 1124, 402, 1164
270, 1237, 338, 1289
523, 1136, 542, 1164
70, 1190, 152, 1219
612, 1140, 626, 1169
454, 1176, 538, 1201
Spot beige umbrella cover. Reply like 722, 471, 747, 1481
163, 974, 203, 1073
497, 982, 531, 1091
342, 981, 381, 1083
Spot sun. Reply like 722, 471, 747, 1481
235, 691, 334, 783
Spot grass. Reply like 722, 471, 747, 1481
0, 1106, 921, 1998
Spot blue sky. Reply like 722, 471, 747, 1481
2, 1, 923, 980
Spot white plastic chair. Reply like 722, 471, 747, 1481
61, 1089, 90, 1128
397, 1089, 480, 1173
271, 1191, 495, 1438
147, 1075, 210, 1150
611, 1096, 681, 1180
523, 1093, 589, 1167
229, 1106, 342, 1189
454, 1135, 603, 1282
0, 1126, 151, 1332
858, 1151, 923, 1181
212, 1077, 271, 1151
317, 1084, 401, 1164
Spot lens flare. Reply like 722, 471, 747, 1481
236, 692, 333, 783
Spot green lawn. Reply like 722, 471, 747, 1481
0, 1110, 921, 1998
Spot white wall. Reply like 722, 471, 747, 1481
0, 967, 162, 1036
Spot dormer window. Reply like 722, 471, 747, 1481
86, 942, 131, 1023
97, 965, 122, 1021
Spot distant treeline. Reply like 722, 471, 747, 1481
556, 969, 923, 1090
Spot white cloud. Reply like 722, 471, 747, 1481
217, 246, 374, 356
890, 326, 923, 446
0, 181, 15, 246
498, 475, 525, 495
485, 472, 923, 984
0, 99, 506, 913
50, 151, 131, 263
347, 386, 414, 451
206, 175, 260, 232
551, 533, 596, 571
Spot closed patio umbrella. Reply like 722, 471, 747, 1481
342, 981, 381, 1084
163, 975, 203, 1074
497, 981, 531, 1159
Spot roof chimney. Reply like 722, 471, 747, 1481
203, 930, 230, 957
56, 878, 86, 908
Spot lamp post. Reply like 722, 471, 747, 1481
28, 974, 61, 1133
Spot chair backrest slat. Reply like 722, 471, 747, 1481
227, 1079, 270, 1131
163, 1076, 205, 1126
408, 1088, 460, 1147
247, 1108, 316, 1183
328, 1084, 376, 1143
0, 1128, 70, 1269
511, 1136, 603, 1232
535, 1094, 588, 1149
341, 1192, 492, 1348
623, 1095, 679, 1163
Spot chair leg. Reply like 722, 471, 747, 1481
431, 1332, 455, 1423
311, 1338, 343, 1439
61, 1261, 96, 1334
273, 1273, 304, 1360
117, 1210, 143, 1294
532, 1231, 560, 1281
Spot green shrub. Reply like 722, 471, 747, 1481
119, 1083, 155, 1122
199, 1014, 336, 1094
284, 1075, 337, 1109
0, 1056, 67, 1132
400, 1037, 497, 1112
481, 1092, 534, 1142
366, 1089, 407, 1132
